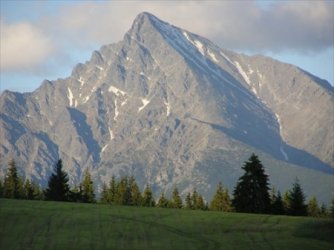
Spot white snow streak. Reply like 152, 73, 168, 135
208, 49, 219, 63
275, 113, 289, 161
101, 144, 108, 153
234, 61, 251, 85
194, 40, 205, 56
219, 51, 234, 65
67, 88, 75, 107
78, 77, 84, 86
114, 100, 119, 120
164, 100, 171, 116
109, 127, 115, 140
138, 98, 150, 112
121, 99, 127, 106
83, 96, 90, 103
96, 66, 103, 71
280, 146, 289, 161
109, 85, 126, 96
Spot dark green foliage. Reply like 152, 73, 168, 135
271, 191, 285, 215
100, 182, 109, 204
307, 197, 320, 217
142, 184, 155, 207
3, 159, 22, 199
157, 192, 169, 208
129, 176, 142, 206
0, 179, 3, 198
80, 169, 95, 203
185, 189, 206, 210
330, 198, 334, 218
171, 186, 183, 208
288, 179, 307, 216
210, 182, 232, 212
185, 192, 192, 209
44, 159, 70, 201
232, 154, 271, 214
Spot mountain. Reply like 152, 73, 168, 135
1, 12, 333, 203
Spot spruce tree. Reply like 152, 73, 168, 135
100, 182, 109, 204
232, 154, 271, 214
108, 175, 117, 204
282, 191, 290, 214
157, 192, 169, 208
142, 184, 155, 207
44, 159, 70, 201
129, 176, 142, 206
23, 180, 35, 200
3, 159, 21, 199
288, 179, 307, 216
210, 182, 232, 212
81, 169, 95, 203
0, 179, 3, 198
185, 192, 192, 209
307, 196, 320, 217
271, 191, 285, 215
171, 186, 183, 208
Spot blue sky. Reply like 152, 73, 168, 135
1, 0, 333, 93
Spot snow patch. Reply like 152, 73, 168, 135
101, 144, 109, 153
121, 99, 127, 106
109, 127, 115, 140
164, 100, 171, 116
109, 85, 126, 96
96, 66, 103, 71
78, 77, 85, 86
194, 40, 205, 56
208, 49, 219, 63
140, 72, 151, 80
220, 51, 234, 65
280, 145, 289, 161
114, 100, 119, 120
138, 98, 150, 112
83, 96, 90, 103
243, 130, 248, 134
67, 88, 75, 107
234, 61, 251, 85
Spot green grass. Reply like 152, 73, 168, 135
0, 199, 333, 250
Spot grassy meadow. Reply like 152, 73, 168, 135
0, 198, 333, 250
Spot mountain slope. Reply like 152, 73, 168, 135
0, 12, 333, 203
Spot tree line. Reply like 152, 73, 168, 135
1, 154, 333, 217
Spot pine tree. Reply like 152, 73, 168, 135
319, 203, 328, 217
307, 196, 320, 217
100, 182, 109, 204
157, 192, 169, 208
108, 175, 117, 204
210, 182, 232, 212
129, 176, 142, 206
80, 169, 95, 203
185, 192, 192, 209
3, 159, 21, 199
232, 154, 271, 213
23, 180, 35, 200
0, 179, 3, 198
271, 191, 285, 215
195, 193, 206, 210
44, 159, 70, 201
171, 186, 183, 209
282, 191, 290, 214
288, 179, 307, 216
142, 184, 155, 207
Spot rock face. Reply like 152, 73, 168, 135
1, 12, 333, 202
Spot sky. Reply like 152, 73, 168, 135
0, 0, 333, 93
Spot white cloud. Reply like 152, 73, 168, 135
0, 20, 54, 71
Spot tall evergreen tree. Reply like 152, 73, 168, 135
288, 179, 307, 216
185, 192, 192, 209
0, 179, 3, 198
108, 175, 117, 204
210, 182, 232, 212
271, 191, 285, 215
232, 154, 271, 214
44, 159, 70, 201
171, 186, 183, 209
142, 184, 155, 207
157, 192, 169, 208
282, 191, 290, 214
100, 182, 109, 204
129, 176, 142, 206
3, 159, 21, 199
307, 196, 320, 217
80, 169, 95, 203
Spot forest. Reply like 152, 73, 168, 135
1, 154, 333, 217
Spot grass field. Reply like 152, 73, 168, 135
0, 199, 333, 250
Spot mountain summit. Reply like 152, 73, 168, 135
1, 12, 333, 202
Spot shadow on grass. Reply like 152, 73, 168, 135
294, 219, 334, 243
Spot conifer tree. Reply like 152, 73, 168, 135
100, 182, 109, 204
330, 198, 334, 218
194, 193, 206, 210
171, 186, 183, 208
108, 175, 117, 204
3, 159, 21, 199
210, 182, 232, 212
44, 159, 70, 201
232, 154, 271, 213
129, 176, 142, 206
288, 179, 307, 216
185, 192, 192, 209
319, 203, 328, 217
115, 176, 131, 205
142, 184, 155, 207
80, 169, 95, 203
157, 192, 169, 208
283, 191, 290, 214
0, 179, 3, 198
23, 180, 35, 200
271, 191, 285, 215
307, 196, 320, 217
